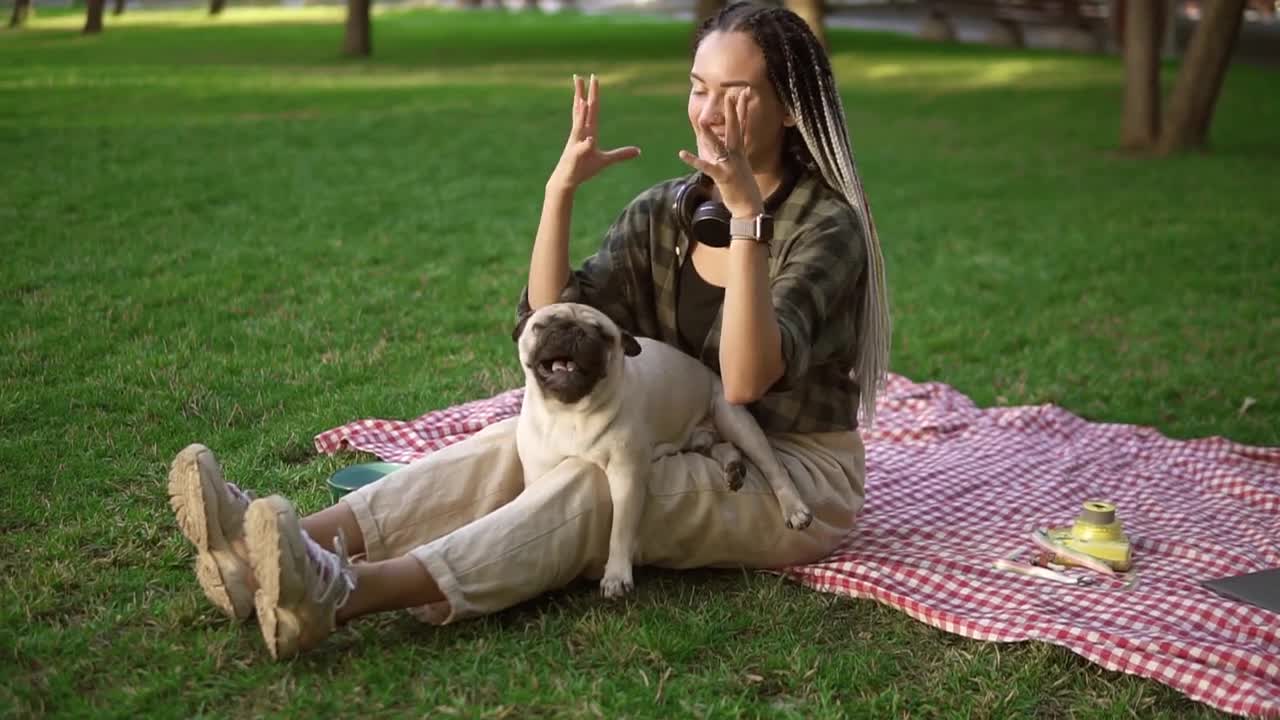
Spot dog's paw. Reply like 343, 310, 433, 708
686, 428, 716, 454
600, 574, 634, 599
784, 504, 814, 530
724, 459, 746, 492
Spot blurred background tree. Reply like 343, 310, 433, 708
34, 0, 1269, 151
83, 0, 103, 32
9, 0, 32, 27
345, 0, 372, 55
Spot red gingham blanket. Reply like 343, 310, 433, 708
314, 374, 1280, 717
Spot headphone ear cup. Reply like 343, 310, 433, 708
691, 202, 731, 248
672, 179, 706, 238
674, 176, 733, 247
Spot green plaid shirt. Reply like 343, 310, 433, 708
518, 167, 867, 434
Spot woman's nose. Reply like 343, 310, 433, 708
698, 100, 723, 128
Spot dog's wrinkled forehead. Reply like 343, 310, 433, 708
514, 301, 640, 364
524, 303, 615, 340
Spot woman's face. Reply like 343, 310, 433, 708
688, 30, 794, 173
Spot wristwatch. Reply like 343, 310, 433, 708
729, 213, 774, 252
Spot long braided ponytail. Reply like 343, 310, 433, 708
694, 1, 891, 427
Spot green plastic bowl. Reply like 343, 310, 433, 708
327, 462, 406, 503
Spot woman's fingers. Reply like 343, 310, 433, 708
560, 73, 641, 183
734, 89, 749, 150
677, 149, 714, 176
571, 74, 586, 139
585, 74, 599, 138
723, 90, 740, 154
568, 73, 602, 142
600, 145, 641, 165
695, 117, 725, 161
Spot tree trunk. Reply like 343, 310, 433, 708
113, 0, 125, 15
343, 0, 371, 57
9, 0, 32, 28
521, 0, 539, 11
985, 17, 1024, 47
694, 0, 724, 27
920, 8, 956, 42
1109, 0, 1124, 50
209, 0, 226, 16
785, 0, 827, 49
1161, 0, 1178, 59
1158, 0, 1245, 153
1120, 0, 1164, 149
83, 0, 105, 34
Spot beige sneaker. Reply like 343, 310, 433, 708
168, 443, 257, 621
245, 495, 355, 660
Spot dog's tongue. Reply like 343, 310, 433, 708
552, 359, 578, 373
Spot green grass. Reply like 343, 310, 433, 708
2, 6, 1276, 718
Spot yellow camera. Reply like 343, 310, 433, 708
1045, 501, 1132, 572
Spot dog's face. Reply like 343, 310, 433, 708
513, 303, 641, 405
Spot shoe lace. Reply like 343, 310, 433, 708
300, 527, 356, 609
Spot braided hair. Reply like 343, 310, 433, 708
694, 1, 891, 427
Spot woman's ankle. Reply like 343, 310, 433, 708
301, 502, 366, 557
336, 555, 444, 623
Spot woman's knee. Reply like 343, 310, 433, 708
525, 457, 616, 577
336, 422, 527, 561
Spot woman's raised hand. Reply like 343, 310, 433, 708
548, 74, 641, 192
678, 88, 764, 218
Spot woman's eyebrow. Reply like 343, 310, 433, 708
689, 72, 751, 88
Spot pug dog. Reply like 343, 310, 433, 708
513, 302, 813, 598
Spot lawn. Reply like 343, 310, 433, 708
1, 6, 1276, 717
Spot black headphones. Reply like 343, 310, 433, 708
672, 164, 801, 248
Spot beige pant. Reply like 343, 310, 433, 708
341, 416, 865, 624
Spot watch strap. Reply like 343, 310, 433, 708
729, 214, 774, 252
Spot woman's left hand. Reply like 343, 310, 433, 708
678, 89, 765, 218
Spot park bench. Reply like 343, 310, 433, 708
920, 0, 1112, 49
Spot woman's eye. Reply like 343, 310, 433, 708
691, 88, 707, 96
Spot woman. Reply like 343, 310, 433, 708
168, 1, 890, 660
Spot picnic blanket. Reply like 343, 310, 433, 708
314, 374, 1280, 718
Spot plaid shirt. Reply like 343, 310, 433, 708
518, 167, 867, 434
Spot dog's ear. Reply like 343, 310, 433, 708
512, 312, 532, 344
621, 330, 641, 357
